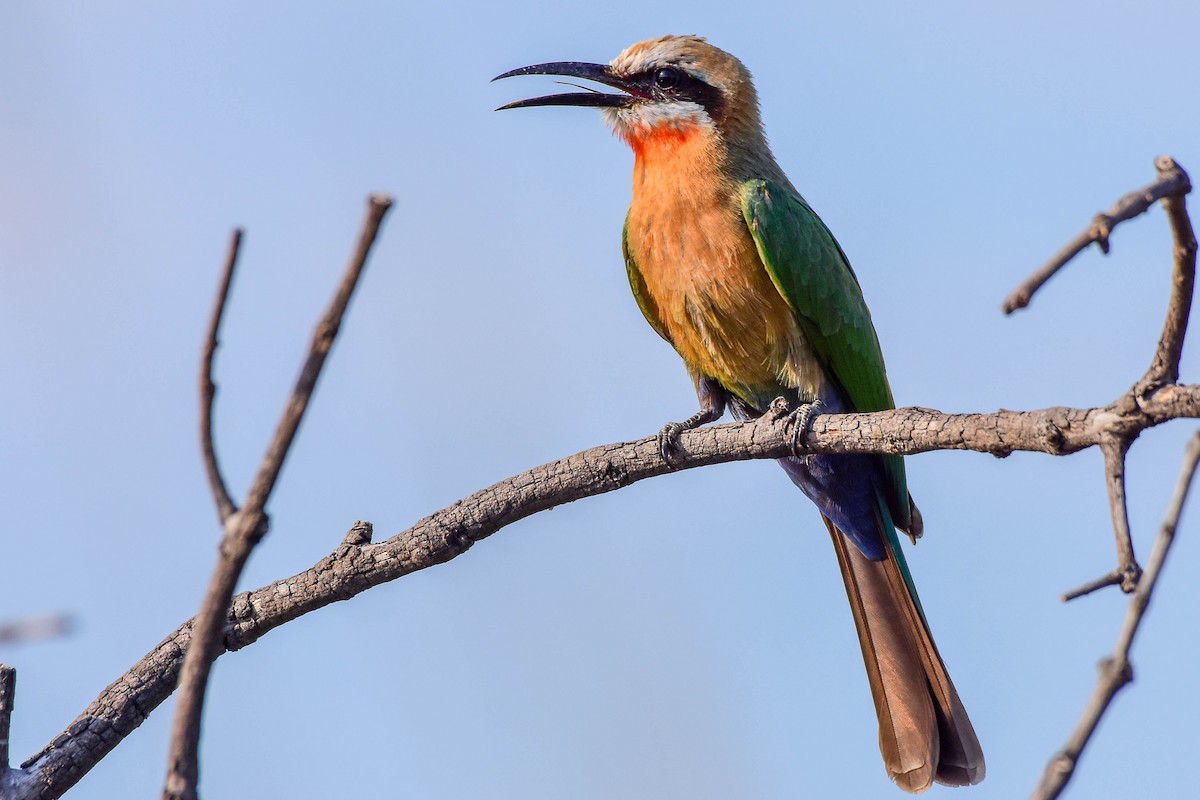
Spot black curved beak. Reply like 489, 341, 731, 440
492, 61, 641, 111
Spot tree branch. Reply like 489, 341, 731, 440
0, 666, 14, 772
1003, 156, 1192, 314
1062, 431, 1139, 601
199, 228, 243, 525
1031, 430, 1200, 800
1065, 434, 1140, 599
1142, 158, 1197, 388
162, 196, 393, 800
9, 383, 1200, 799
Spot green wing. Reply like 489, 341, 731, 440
622, 214, 673, 345
740, 178, 909, 519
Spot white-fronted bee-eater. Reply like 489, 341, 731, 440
496, 35, 985, 792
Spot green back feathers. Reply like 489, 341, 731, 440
740, 179, 909, 523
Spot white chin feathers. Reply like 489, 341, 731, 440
603, 101, 712, 137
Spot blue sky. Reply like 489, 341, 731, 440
2, 2, 1198, 797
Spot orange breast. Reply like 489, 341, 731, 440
624, 131, 817, 401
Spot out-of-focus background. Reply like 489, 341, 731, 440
2, 2, 1197, 797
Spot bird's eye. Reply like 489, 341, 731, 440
654, 67, 681, 90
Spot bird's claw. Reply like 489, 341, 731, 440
785, 399, 822, 457
658, 421, 688, 467
658, 398, 725, 468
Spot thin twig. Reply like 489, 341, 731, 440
0, 665, 14, 771
162, 195, 393, 800
240, 195, 392, 519
1067, 434, 1141, 597
1142, 158, 1197, 388
1061, 570, 1122, 602
199, 229, 243, 524
1003, 157, 1192, 314
1032, 430, 1200, 800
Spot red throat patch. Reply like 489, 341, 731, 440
621, 123, 701, 160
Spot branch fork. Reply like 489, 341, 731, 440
1000, 157, 1195, 799
165, 195, 393, 800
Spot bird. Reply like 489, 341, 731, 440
495, 35, 984, 792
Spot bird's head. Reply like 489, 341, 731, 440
495, 36, 767, 159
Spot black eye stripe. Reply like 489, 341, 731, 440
642, 67, 725, 120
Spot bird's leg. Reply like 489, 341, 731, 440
658, 376, 728, 467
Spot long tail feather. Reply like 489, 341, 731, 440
824, 515, 985, 792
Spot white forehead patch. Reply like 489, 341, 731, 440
609, 35, 714, 85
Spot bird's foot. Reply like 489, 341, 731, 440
657, 421, 687, 467
783, 398, 823, 457
657, 409, 715, 468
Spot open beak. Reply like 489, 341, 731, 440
492, 61, 641, 110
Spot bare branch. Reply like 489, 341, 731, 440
1061, 570, 1122, 602
8, 385, 1200, 799
1003, 157, 1192, 314
0, 666, 14, 772
162, 195, 394, 800
1046, 158, 1192, 603
199, 229, 243, 525
1062, 434, 1140, 600
1032, 430, 1200, 800
243, 195, 394, 517
1142, 158, 1197, 387
1104, 435, 1138, 591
